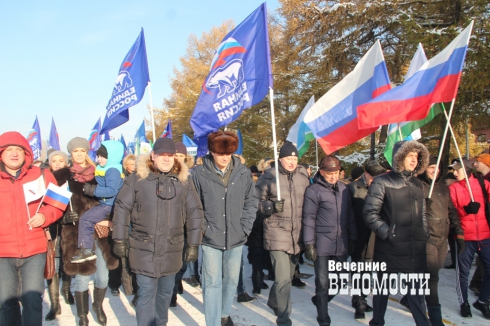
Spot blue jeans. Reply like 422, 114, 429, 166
202, 245, 243, 326
456, 238, 490, 304
136, 273, 175, 326
75, 241, 109, 291
0, 253, 46, 326
78, 204, 112, 249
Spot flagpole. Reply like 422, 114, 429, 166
397, 123, 403, 140
269, 88, 281, 200
315, 140, 319, 169
148, 82, 156, 143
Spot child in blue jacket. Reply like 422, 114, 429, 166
71, 140, 124, 263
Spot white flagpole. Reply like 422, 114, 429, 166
148, 82, 156, 143
269, 87, 281, 200
315, 139, 319, 169
397, 123, 403, 140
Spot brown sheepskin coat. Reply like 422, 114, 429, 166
54, 167, 119, 276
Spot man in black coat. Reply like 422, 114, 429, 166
347, 160, 386, 319
363, 140, 431, 326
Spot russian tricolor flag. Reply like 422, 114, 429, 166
303, 40, 391, 154
357, 22, 473, 129
43, 183, 72, 211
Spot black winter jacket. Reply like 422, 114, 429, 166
256, 163, 310, 255
363, 141, 430, 273
303, 172, 356, 256
112, 156, 204, 278
418, 173, 463, 247
191, 155, 257, 250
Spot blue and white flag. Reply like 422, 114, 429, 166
182, 134, 198, 156
160, 120, 172, 138
133, 121, 150, 155
88, 118, 101, 161
235, 129, 243, 155
101, 28, 150, 134
48, 118, 60, 151
119, 134, 128, 156
190, 3, 272, 153
26, 116, 42, 160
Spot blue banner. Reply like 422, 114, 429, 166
182, 134, 197, 148
101, 28, 150, 134
26, 116, 42, 160
190, 2, 272, 146
120, 134, 128, 156
48, 117, 60, 151
235, 129, 243, 155
88, 118, 101, 161
160, 120, 172, 138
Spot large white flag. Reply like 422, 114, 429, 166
23, 175, 46, 204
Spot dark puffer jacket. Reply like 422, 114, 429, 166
191, 155, 257, 250
112, 155, 204, 278
363, 141, 430, 273
256, 163, 310, 255
418, 172, 463, 247
54, 167, 119, 276
303, 172, 356, 256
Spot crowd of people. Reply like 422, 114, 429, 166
1, 129, 490, 326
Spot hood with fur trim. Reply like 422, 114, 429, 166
135, 154, 188, 182
392, 140, 429, 175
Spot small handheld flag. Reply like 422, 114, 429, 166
43, 183, 73, 211
23, 176, 45, 204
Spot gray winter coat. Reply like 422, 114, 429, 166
303, 172, 357, 256
112, 156, 204, 278
363, 141, 430, 273
256, 163, 310, 255
191, 155, 257, 250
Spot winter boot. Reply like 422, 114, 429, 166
352, 295, 367, 319
75, 290, 89, 326
61, 274, 75, 305
71, 248, 97, 263
427, 305, 444, 326
92, 287, 108, 325
45, 273, 61, 321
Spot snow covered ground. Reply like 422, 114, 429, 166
42, 248, 488, 325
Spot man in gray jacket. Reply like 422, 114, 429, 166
303, 156, 357, 326
191, 131, 257, 326
256, 142, 310, 326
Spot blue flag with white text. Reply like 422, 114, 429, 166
88, 118, 101, 161
26, 116, 42, 160
101, 28, 150, 134
190, 2, 272, 152
48, 117, 60, 151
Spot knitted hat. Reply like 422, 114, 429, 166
153, 138, 176, 155
350, 166, 365, 181
477, 154, 490, 168
175, 142, 187, 155
48, 151, 69, 165
67, 137, 90, 154
278, 142, 298, 159
96, 145, 108, 159
208, 131, 238, 155
319, 156, 341, 172
428, 156, 438, 166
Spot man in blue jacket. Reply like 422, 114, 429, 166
191, 131, 257, 326
303, 155, 357, 326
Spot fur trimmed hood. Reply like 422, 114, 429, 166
136, 154, 188, 182
257, 158, 274, 172
392, 140, 429, 175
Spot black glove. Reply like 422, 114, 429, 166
305, 244, 317, 262
184, 245, 199, 264
456, 237, 466, 254
113, 240, 129, 258
273, 199, 285, 213
61, 211, 79, 224
463, 202, 480, 215
425, 198, 433, 210
348, 240, 356, 255
83, 183, 97, 197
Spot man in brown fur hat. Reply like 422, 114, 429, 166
191, 130, 257, 326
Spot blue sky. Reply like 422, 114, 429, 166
0, 0, 279, 152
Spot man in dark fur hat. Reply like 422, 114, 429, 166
363, 140, 431, 326
191, 130, 257, 326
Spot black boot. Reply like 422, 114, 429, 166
61, 274, 75, 305
75, 290, 89, 326
427, 305, 444, 326
45, 273, 61, 321
92, 287, 108, 325
170, 293, 177, 307
352, 295, 366, 319
177, 279, 184, 294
